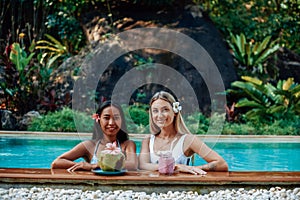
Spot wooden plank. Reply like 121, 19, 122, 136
1, 168, 299, 193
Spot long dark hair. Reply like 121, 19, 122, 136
92, 100, 129, 143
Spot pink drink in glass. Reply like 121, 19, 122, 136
158, 151, 175, 175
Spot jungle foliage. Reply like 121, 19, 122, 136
0, 0, 299, 134
227, 76, 300, 123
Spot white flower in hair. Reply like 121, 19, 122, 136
172, 102, 182, 113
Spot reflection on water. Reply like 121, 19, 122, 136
0, 136, 300, 171
194, 142, 300, 171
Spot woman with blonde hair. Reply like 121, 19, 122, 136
139, 91, 228, 175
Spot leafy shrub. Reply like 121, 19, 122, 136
208, 0, 300, 54
122, 104, 150, 134
222, 117, 300, 135
28, 107, 93, 132
0, 41, 40, 115
227, 76, 300, 123
35, 34, 70, 68
227, 32, 280, 76
27, 105, 299, 135
184, 112, 210, 134
222, 122, 257, 135
128, 104, 149, 126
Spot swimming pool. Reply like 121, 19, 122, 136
1, 134, 299, 171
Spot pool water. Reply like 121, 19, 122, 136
1, 135, 300, 171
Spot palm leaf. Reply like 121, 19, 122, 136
256, 35, 272, 52
254, 43, 280, 65
35, 46, 63, 53
240, 33, 246, 57
262, 83, 278, 102
268, 105, 286, 114
241, 76, 262, 85
46, 54, 63, 68
231, 81, 265, 104
235, 98, 264, 108
245, 109, 267, 120
44, 34, 64, 47
228, 32, 245, 64
36, 40, 56, 47
245, 43, 251, 66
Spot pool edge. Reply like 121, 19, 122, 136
0, 168, 299, 193
1, 130, 300, 143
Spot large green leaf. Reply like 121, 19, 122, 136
44, 34, 64, 47
268, 105, 286, 114
9, 43, 22, 72
263, 83, 280, 102
255, 43, 280, 65
231, 81, 265, 104
240, 33, 246, 57
290, 84, 300, 95
241, 76, 262, 85
235, 98, 264, 108
245, 109, 267, 120
9, 43, 35, 76
256, 36, 271, 53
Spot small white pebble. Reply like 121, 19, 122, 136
0, 186, 299, 200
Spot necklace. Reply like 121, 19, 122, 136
157, 132, 178, 142
154, 133, 179, 152
100, 138, 116, 145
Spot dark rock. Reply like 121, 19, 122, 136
67, 4, 238, 113
18, 111, 42, 131
0, 110, 17, 130
276, 47, 300, 83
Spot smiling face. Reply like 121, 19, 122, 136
99, 106, 122, 138
151, 98, 175, 129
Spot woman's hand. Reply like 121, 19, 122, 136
175, 164, 207, 175
67, 162, 97, 172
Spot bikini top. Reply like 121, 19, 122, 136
149, 134, 191, 165
90, 140, 121, 165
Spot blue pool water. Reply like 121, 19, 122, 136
0, 135, 299, 171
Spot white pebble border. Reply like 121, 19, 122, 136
0, 187, 299, 200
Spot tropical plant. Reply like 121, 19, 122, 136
227, 76, 300, 122
0, 33, 72, 115
9, 42, 35, 85
35, 34, 70, 68
227, 32, 280, 74
225, 102, 238, 122
0, 41, 39, 114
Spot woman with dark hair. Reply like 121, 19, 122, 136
51, 101, 138, 171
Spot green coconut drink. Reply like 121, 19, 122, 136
98, 142, 125, 171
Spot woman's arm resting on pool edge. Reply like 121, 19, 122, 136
138, 137, 159, 171
51, 141, 97, 171
186, 135, 229, 172
123, 140, 138, 171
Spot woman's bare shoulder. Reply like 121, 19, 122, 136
123, 139, 136, 146
79, 140, 96, 148
143, 135, 152, 140
184, 134, 203, 144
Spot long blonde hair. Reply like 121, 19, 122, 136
149, 91, 191, 135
